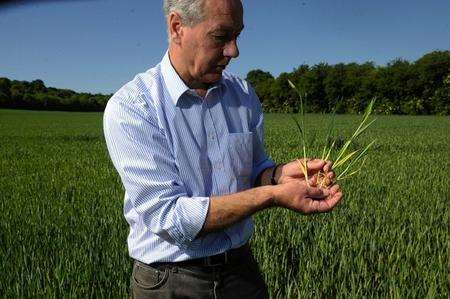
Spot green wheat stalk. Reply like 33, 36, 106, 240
288, 80, 377, 186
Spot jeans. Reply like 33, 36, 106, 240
131, 250, 269, 299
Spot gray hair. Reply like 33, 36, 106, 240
163, 0, 207, 27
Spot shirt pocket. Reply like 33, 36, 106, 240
227, 132, 253, 190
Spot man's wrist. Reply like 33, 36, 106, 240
258, 185, 278, 208
270, 164, 280, 185
271, 163, 284, 185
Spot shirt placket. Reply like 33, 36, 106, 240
203, 94, 228, 196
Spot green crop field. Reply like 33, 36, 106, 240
0, 109, 449, 298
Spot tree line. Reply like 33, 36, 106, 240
0, 78, 111, 112
0, 50, 449, 114
246, 50, 449, 115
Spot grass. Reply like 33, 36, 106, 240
0, 109, 449, 298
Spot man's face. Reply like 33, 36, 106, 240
179, 0, 244, 87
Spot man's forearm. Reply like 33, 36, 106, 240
198, 185, 275, 235
198, 165, 283, 236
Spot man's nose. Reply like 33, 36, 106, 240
223, 39, 239, 58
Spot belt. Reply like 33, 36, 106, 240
149, 243, 251, 268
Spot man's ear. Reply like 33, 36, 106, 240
168, 12, 183, 44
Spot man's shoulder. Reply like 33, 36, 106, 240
111, 64, 162, 105
221, 70, 253, 95
221, 70, 260, 110
104, 64, 164, 125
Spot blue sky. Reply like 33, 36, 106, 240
1, 0, 449, 94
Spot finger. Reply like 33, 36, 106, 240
323, 160, 333, 173
316, 191, 342, 212
326, 171, 335, 180
306, 158, 325, 173
329, 184, 341, 195
306, 190, 342, 213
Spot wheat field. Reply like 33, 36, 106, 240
0, 109, 448, 298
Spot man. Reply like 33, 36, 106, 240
103, 0, 342, 298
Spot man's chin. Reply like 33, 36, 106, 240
203, 72, 223, 84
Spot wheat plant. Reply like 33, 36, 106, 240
288, 80, 377, 188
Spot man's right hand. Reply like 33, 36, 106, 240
272, 180, 342, 214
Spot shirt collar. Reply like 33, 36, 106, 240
160, 51, 227, 105
161, 51, 190, 105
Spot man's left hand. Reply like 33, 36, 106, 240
277, 158, 334, 187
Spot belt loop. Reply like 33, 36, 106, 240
213, 280, 219, 299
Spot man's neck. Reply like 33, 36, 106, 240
194, 89, 208, 98
168, 48, 209, 98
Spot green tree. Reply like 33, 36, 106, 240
270, 72, 297, 112
415, 51, 450, 97
246, 69, 273, 86
0, 78, 11, 106
29, 79, 46, 94
10, 81, 28, 106
430, 75, 450, 115
246, 69, 275, 106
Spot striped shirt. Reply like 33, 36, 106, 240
103, 52, 274, 264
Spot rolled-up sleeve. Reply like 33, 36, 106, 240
248, 85, 276, 186
103, 96, 209, 249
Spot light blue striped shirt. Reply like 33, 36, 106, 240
103, 52, 274, 264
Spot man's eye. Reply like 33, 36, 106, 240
213, 35, 228, 42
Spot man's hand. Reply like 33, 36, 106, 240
277, 158, 334, 187
272, 180, 342, 214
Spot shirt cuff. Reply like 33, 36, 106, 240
170, 196, 210, 248
251, 158, 276, 187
